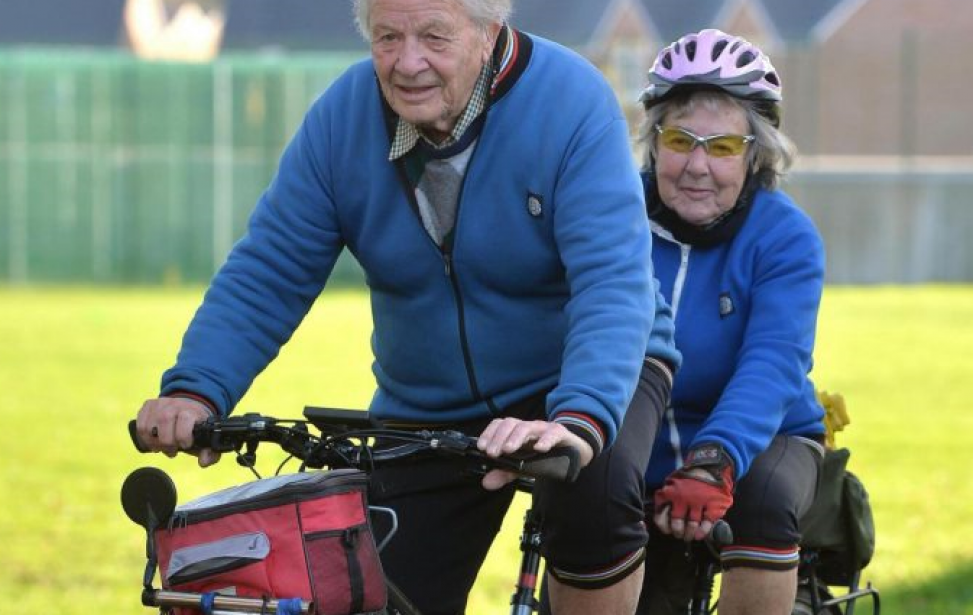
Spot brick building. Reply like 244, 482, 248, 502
1, 0, 971, 156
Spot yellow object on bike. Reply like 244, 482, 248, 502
816, 390, 850, 449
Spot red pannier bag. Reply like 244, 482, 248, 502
154, 469, 386, 615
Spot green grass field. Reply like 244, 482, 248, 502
1, 285, 971, 614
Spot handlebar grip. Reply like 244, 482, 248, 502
128, 420, 151, 453
191, 420, 215, 450
514, 445, 581, 482
126, 418, 221, 454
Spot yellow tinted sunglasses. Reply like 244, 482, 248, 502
654, 124, 754, 158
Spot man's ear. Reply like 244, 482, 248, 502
482, 22, 503, 62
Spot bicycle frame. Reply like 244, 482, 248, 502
680, 543, 881, 615
796, 551, 881, 615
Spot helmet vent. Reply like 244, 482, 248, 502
766, 71, 780, 86
661, 51, 673, 70
737, 51, 755, 67
685, 40, 697, 61
711, 39, 728, 61
729, 40, 743, 53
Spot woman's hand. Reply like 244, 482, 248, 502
653, 444, 735, 541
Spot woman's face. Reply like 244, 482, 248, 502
655, 101, 751, 226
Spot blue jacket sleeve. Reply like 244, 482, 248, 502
545, 109, 656, 448
160, 109, 343, 416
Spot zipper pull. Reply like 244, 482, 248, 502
444, 252, 452, 276
342, 527, 360, 549
167, 511, 186, 533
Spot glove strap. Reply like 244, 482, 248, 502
679, 444, 735, 487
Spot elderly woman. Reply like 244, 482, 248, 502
635, 30, 828, 615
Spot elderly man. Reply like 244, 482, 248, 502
134, 1, 679, 613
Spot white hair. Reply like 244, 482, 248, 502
352, 0, 512, 39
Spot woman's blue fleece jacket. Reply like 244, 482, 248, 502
645, 184, 826, 486
160, 31, 680, 449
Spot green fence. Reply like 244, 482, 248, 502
3, 50, 972, 285
0, 49, 366, 284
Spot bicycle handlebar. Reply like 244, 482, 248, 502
707, 519, 733, 550
128, 409, 582, 483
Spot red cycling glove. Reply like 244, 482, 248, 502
654, 444, 735, 527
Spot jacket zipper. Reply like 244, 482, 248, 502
393, 143, 499, 415
440, 139, 501, 415
443, 251, 497, 413
671, 243, 692, 321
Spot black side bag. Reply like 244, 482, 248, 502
799, 447, 876, 586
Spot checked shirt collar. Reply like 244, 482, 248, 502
388, 63, 492, 161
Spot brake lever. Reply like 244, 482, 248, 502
426, 430, 478, 452
192, 413, 278, 453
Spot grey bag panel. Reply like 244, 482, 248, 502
167, 531, 270, 585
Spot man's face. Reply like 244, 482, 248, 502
369, 0, 499, 141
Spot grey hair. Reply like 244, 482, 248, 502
637, 90, 797, 190
353, 0, 512, 39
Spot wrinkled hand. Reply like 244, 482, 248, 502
135, 397, 220, 467
653, 445, 734, 542
476, 417, 593, 491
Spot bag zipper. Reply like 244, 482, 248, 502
169, 470, 368, 526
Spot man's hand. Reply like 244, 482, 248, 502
653, 444, 735, 542
135, 397, 220, 467
476, 417, 594, 490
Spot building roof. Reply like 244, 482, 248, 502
0, 0, 878, 52
0, 0, 127, 47
753, 0, 853, 43
640, 0, 726, 41
221, 0, 365, 52
508, 0, 616, 48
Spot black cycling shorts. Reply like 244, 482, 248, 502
717, 434, 823, 569
367, 360, 669, 615
637, 435, 822, 613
